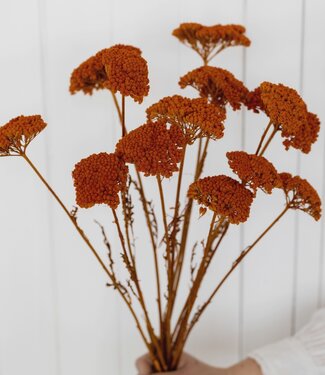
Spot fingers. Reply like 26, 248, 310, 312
135, 354, 153, 375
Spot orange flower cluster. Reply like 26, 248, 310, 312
227, 151, 281, 195
0, 115, 46, 156
279, 173, 321, 221
188, 175, 254, 224
172, 23, 250, 63
179, 66, 250, 110
115, 120, 186, 178
72, 152, 128, 209
146, 95, 226, 144
69, 44, 149, 103
250, 82, 320, 153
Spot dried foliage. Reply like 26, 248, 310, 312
248, 82, 320, 153
172, 23, 250, 63
146, 95, 226, 143
279, 173, 321, 221
3, 21, 322, 374
227, 151, 281, 195
188, 175, 254, 224
72, 152, 128, 209
0, 115, 46, 156
115, 120, 186, 177
70, 44, 149, 103
179, 66, 250, 110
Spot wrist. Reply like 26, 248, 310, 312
227, 358, 263, 375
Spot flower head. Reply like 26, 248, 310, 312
0, 115, 47, 156
172, 23, 250, 63
279, 173, 321, 221
179, 66, 250, 110
249, 82, 320, 153
188, 175, 254, 224
146, 95, 226, 144
227, 151, 281, 195
69, 44, 149, 103
115, 120, 186, 178
72, 152, 128, 209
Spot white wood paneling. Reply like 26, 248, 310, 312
0, 1, 57, 374
0, 0, 324, 374
295, 0, 325, 329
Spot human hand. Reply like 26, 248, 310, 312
135, 352, 227, 375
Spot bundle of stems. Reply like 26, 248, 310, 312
0, 23, 321, 373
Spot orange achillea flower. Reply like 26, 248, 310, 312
115, 120, 186, 178
0, 115, 47, 156
279, 173, 321, 221
249, 82, 320, 153
227, 151, 281, 195
72, 152, 128, 209
172, 23, 250, 63
188, 175, 254, 224
281, 173, 322, 220
146, 95, 226, 144
179, 66, 250, 111
69, 44, 149, 103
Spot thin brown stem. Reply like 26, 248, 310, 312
171, 137, 210, 312
112, 208, 167, 371
21, 152, 162, 369
110, 94, 163, 340
173, 205, 290, 367
121, 95, 127, 137
156, 174, 173, 364
171, 212, 218, 364
207, 43, 226, 64
255, 120, 273, 155
136, 169, 163, 336
259, 126, 279, 156
110, 91, 123, 127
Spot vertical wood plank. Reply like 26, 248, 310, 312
295, 0, 325, 328
0, 0, 57, 374
41, 0, 120, 374
243, 0, 303, 355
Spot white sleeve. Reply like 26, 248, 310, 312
248, 308, 325, 375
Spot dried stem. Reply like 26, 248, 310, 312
21, 152, 163, 370
112, 208, 168, 370
110, 94, 163, 339
172, 204, 290, 368
171, 137, 210, 313
172, 212, 218, 361
259, 125, 279, 156
255, 120, 272, 155
110, 91, 123, 127
121, 95, 127, 137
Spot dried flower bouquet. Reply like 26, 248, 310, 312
0, 23, 322, 372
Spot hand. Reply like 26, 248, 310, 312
135, 352, 227, 375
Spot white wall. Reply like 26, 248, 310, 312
0, 0, 324, 374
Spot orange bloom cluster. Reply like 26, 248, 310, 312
69, 44, 149, 103
188, 175, 254, 224
72, 152, 128, 209
115, 120, 186, 178
279, 173, 321, 221
146, 95, 226, 144
227, 151, 281, 195
179, 66, 250, 110
250, 82, 320, 153
0, 115, 46, 156
172, 23, 250, 63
